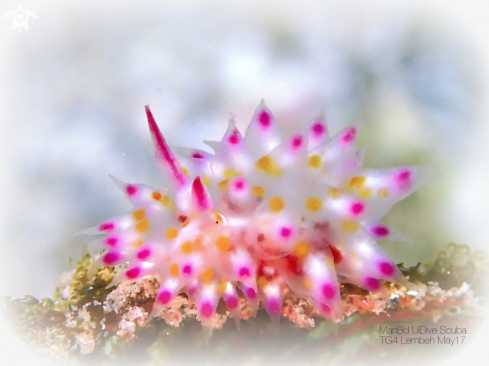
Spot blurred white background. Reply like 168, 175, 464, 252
0, 1, 488, 364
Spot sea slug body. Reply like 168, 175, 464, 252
79, 101, 432, 328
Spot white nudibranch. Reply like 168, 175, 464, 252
79, 101, 433, 327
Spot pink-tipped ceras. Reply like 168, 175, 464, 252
80, 101, 432, 326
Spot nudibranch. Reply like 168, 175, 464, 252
79, 101, 432, 328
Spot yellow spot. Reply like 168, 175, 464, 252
308, 155, 322, 169
215, 235, 232, 252
255, 155, 282, 177
269, 196, 285, 213
349, 176, 366, 189
218, 180, 229, 190
169, 263, 179, 277
305, 197, 322, 212
303, 277, 312, 290
181, 167, 189, 176
201, 175, 210, 187
152, 191, 170, 207
132, 239, 144, 249
252, 185, 265, 197
151, 191, 162, 201
135, 219, 150, 233
180, 241, 194, 254
359, 188, 372, 199
217, 278, 228, 293
377, 188, 390, 198
294, 241, 310, 258
257, 276, 268, 289
328, 187, 341, 199
223, 168, 237, 179
341, 219, 360, 233
350, 251, 357, 259
201, 268, 214, 283
165, 227, 179, 240
132, 209, 146, 221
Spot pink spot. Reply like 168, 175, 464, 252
157, 290, 172, 305
239, 267, 250, 277
234, 178, 246, 191
245, 287, 257, 300
266, 299, 281, 317
350, 202, 365, 215
188, 286, 197, 296
379, 261, 395, 277
322, 283, 336, 299
102, 251, 121, 265
395, 169, 412, 190
280, 226, 293, 238
291, 135, 303, 148
200, 302, 214, 318
137, 248, 151, 260
364, 277, 381, 291
312, 122, 325, 136
227, 296, 239, 310
192, 152, 204, 159
320, 303, 331, 313
126, 185, 138, 196
104, 236, 118, 247
99, 222, 115, 232
182, 265, 192, 275
258, 110, 271, 128
228, 130, 240, 145
126, 267, 141, 279
342, 127, 356, 143
372, 225, 390, 237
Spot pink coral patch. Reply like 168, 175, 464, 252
364, 277, 381, 291
228, 130, 240, 145
342, 127, 356, 143
266, 299, 281, 317
312, 122, 325, 136
245, 287, 257, 300
192, 152, 204, 159
291, 135, 303, 148
102, 251, 121, 265
137, 247, 151, 260
379, 261, 395, 276
157, 290, 172, 305
372, 225, 390, 237
350, 202, 365, 215
239, 267, 250, 277
104, 236, 118, 247
126, 267, 141, 279
126, 185, 138, 196
200, 302, 214, 318
322, 283, 336, 299
258, 110, 271, 128
182, 265, 192, 275
227, 296, 239, 310
99, 222, 115, 232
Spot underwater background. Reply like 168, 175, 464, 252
1, 1, 488, 365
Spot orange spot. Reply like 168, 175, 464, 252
151, 191, 162, 200
294, 241, 310, 258
132, 209, 146, 221
180, 241, 194, 254
214, 212, 224, 223
252, 185, 265, 197
257, 275, 268, 289
328, 187, 341, 199
308, 155, 322, 169
305, 197, 322, 212
201, 268, 214, 283
303, 277, 312, 290
165, 227, 179, 240
349, 176, 366, 189
201, 175, 210, 187
341, 219, 359, 233
218, 180, 229, 190
135, 219, 150, 233
217, 278, 228, 293
132, 239, 144, 249
215, 235, 232, 252
223, 168, 237, 179
377, 188, 390, 198
169, 263, 179, 277
269, 196, 285, 213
